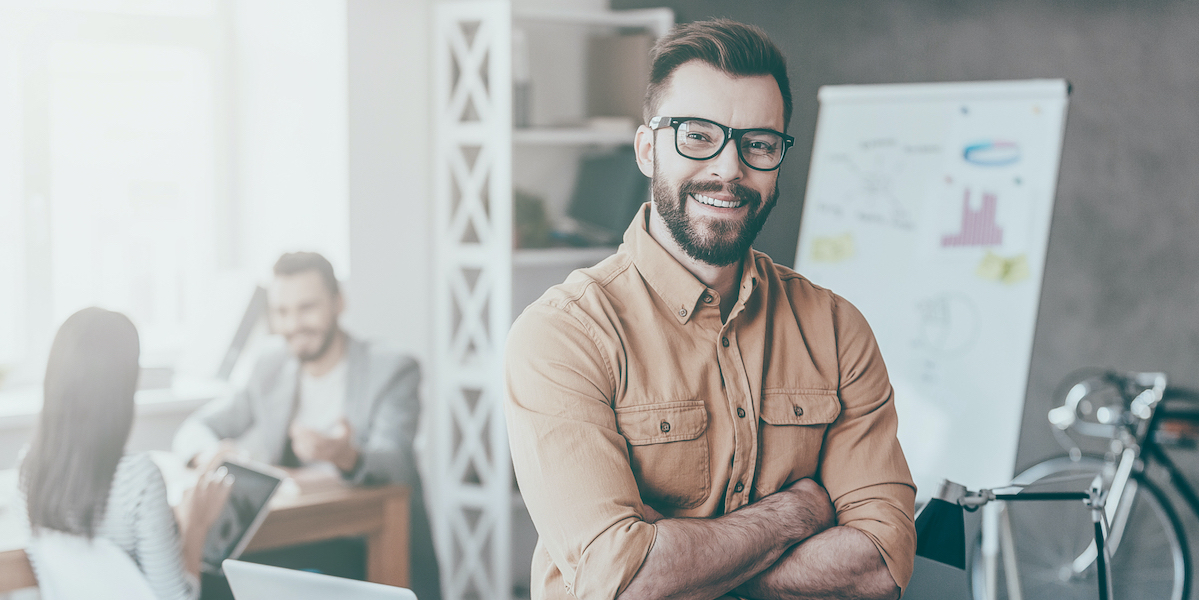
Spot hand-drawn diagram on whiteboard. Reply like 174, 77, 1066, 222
910, 292, 982, 390
811, 139, 940, 232
795, 80, 1070, 500
913, 292, 980, 356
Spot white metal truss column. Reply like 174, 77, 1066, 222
433, 2, 513, 600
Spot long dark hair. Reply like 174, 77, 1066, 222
20, 307, 140, 538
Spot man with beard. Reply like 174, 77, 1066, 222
173, 252, 440, 600
505, 19, 915, 600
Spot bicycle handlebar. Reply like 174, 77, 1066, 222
1048, 370, 1168, 446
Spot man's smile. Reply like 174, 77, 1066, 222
691, 192, 746, 210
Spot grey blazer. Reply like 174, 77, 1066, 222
173, 335, 442, 600
174, 336, 420, 487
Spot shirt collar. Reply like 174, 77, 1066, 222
621, 203, 759, 324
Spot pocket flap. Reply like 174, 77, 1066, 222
615, 401, 708, 445
760, 391, 841, 425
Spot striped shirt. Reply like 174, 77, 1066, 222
22, 453, 199, 600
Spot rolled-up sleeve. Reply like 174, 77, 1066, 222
822, 295, 917, 591
505, 301, 656, 600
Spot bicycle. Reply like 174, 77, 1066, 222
966, 370, 1199, 600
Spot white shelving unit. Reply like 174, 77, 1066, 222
432, 4, 671, 600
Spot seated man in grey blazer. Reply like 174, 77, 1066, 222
173, 251, 440, 600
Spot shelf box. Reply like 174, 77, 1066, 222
512, 127, 635, 146
512, 246, 617, 268
513, 8, 674, 36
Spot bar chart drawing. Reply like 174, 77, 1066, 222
941, 188, 1003, 247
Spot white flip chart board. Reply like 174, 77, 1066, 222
793, 80, 1069, 501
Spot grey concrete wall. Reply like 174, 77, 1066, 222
608, 1, 1199, 596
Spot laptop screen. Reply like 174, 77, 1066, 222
224, 560, 418, 600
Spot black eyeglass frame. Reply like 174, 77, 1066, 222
648, 115, 795, 172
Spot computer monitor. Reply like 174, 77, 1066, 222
216, 286, 268, 380
567, 146, 650, 243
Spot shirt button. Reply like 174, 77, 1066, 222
794, 406, 804, 417
737, 407, 746, 418
721, 337, 729, 347
734, 482, 744, 493
702, 294, 714, 304
678, 308, 687, 317
660, 421, 671, 433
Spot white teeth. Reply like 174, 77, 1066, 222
693, 193, 743, 209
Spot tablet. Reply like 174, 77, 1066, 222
201, 460, 283, 574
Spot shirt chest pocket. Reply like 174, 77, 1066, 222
754, 391, 841, 498
615, 400, 710, 510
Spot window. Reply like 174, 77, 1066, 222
0, 1, 350, 394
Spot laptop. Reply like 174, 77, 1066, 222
223, 560, 418, 600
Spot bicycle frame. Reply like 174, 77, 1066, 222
970, 480, 1114, 600
973, 370, 1199, 600
1141, 397, 1199, 528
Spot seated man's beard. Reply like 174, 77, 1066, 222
295, 325, 338, 362
652, 161, 778, 266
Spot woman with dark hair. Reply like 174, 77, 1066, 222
20, 307, 231, 599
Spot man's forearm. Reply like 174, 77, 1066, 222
735, 526, 900, 600
173, 420, 222, 467
617, 480, 834, 600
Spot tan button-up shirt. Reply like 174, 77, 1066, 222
505, 205, 916, 600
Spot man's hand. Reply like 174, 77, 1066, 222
186, 439, 244, 470
775, 478, 836, 539
641, 503, 665, 524
290, 418, 360, 473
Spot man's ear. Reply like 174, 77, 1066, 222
634, 125, 655, 178
334, 292, 345, 316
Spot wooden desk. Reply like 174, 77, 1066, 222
246, 483, 410, 585
0, 477, 410, 593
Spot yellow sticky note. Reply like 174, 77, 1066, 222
976, 251, 1029, 284
811, 233, 855, 263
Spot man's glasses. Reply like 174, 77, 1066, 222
649, 116, 794, 172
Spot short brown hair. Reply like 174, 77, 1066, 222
644, 19, 792, 131
274, 251, 339, 297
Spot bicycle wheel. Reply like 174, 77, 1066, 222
967, 456, 1190, 600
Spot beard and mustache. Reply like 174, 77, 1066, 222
651, 153, 780, 267
285, 322, 339, 363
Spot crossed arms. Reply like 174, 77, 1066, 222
505, 299, 916, 600
618, 479, 899, 600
